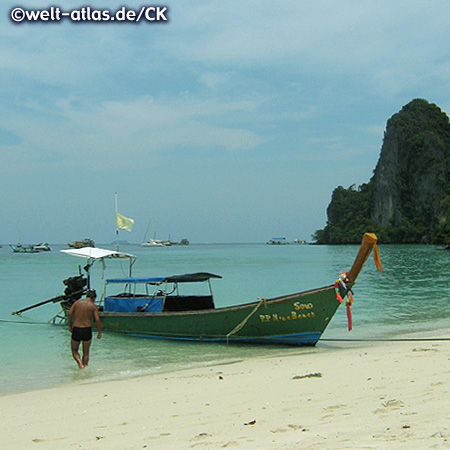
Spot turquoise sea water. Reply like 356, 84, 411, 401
1, 243, 450, 395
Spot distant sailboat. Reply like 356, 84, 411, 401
141, 219, 166, 247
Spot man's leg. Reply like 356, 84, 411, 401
71, 339, 85, 369
82, 340, 92, 367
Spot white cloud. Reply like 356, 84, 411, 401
0, 95, 268, 171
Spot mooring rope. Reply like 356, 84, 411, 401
226, 297, 267, 345
0, 318, 47, 325
321, 337, 450, 342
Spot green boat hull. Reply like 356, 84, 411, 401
99, 285, 340, 346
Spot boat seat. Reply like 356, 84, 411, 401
163, 295, 215, 312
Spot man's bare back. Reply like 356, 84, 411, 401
70, 299, 99, 327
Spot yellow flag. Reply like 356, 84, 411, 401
116, 212, 135, 232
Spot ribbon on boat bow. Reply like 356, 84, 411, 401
334, 271, 354, 331
335, 233, 383, 332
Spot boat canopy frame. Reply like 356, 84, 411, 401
61, 247, 137, 288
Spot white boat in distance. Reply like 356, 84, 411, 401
140, 218, 171, 247
140, 238, 166, 247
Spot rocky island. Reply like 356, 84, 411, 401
314, 99, 450, 244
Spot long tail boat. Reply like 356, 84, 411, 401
12, 234, 382, 346
98, 234, 382, 345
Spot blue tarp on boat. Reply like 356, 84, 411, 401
104, 297, 164, 313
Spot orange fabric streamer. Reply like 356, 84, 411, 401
373, 242, 383, 273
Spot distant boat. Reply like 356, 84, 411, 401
10, 243, 41, 253
141, 238, 166, 247
266, 238, 307, 245
140, 219, 167, 247
68, 238, 95, 248
173, 239, 189, 246
141, 237, 189, 247
33, 243, 51, 251
266, 238, 288, 245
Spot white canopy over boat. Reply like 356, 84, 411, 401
61, 247, 135, 261
61, 247, 137, 281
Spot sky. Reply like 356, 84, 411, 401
2, 1, 450, 244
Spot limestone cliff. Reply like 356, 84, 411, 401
315, 99, 450, 244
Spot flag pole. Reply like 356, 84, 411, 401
115, 192, 119, 251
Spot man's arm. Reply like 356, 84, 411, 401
93, 307, 102, 339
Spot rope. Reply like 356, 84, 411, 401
0, 318, 47, 325
226, 297, 266, 345
321, 337, 450, 342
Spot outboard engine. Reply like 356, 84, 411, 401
60, 275, 88, 311
63, 275, 87, 299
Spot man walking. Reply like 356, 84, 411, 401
68, 289, 102, 369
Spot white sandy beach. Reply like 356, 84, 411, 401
2, 338, 450, 449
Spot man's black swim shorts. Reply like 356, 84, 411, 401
72, 326, 93, 342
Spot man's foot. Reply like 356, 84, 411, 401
74, 355, 85, 369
